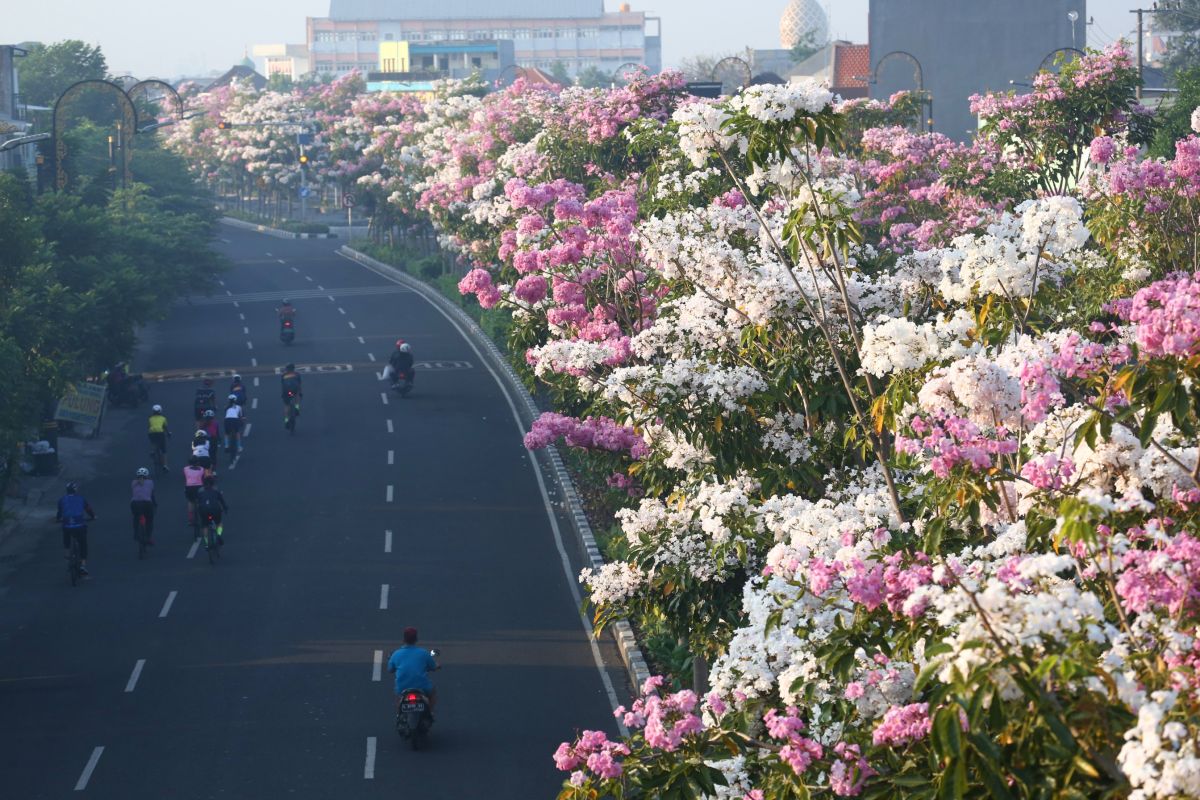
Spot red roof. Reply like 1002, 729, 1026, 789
832, 43, 870, 90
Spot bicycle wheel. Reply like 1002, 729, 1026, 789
286, 405, 297, 434
68, 539, 81, 586
137, 519, 147, 560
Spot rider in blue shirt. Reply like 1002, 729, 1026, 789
388, 627, 439, 711
56, 482, 96, 575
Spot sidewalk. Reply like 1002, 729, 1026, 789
0, 435, 109, 590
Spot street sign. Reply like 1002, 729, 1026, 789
55, 382, 107, 426
297, 133, 314, 146
299, 186, 311, 198
343, 193, 355, 208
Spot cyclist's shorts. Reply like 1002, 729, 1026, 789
184, 486, 200, 503
149, 432, 167, 451
223, 418, 242, 435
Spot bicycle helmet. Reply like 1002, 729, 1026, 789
282, 298, 291, 305
399, 343, 411, 353
395, 339, 405, 348
232, 374, 242, 382
204, 409, 216, 418
65, 482, 78, 493
136, 467, 150, 478
151, 404, 163, 413
228, 394, 238, 402
193, 429, 209, 441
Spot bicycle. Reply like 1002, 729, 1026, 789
200, 513, 221, 565
66, 534, 83, 586
135, 512, 150, 560
188, 506, 201, 541
149, 444, 165, 475
284, 393, 299, 434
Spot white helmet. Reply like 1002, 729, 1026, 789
399, 343, 411, 353
136, 467, 150, 478
228, 394, 238, 402
152, 404, 163, 413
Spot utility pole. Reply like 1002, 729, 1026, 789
1134, 8, 1145, 100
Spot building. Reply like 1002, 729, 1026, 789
252, 44, 311, 81
368, 39, 516, 92
868, 0, 1086, 141
307, 0, 661, 80
780, 0, 830, 50
786, 41, 869, 100
205, 63, 270, 92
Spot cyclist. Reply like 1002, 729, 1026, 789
229, 374, 247, 406
130, 467, 157, 546
191, 430, 213, 472
223, 394, 245, 454
56, 482, 96, 576
147, 404, 170, 471
387, 340, 415, 391
280, 363, 302, 424
388, 627, 440, 715
194, 378, 217, 421
195, 475, 228, 545
198, 408, 220, 444
183, 458, 206, 523
277, 299, 296, 323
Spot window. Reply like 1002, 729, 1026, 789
337, 31, 355, 42
359, 31, 377, 42
558, 28, 574, 39
384, 33, 393, 41
512, 29, 532, 39
538, 29, 555, 39
471, 56, 482, 68
450, 30, 467, 40
315, 31, 334, 42
492, 29, 512, 40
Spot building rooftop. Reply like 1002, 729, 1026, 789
329, 0, 604, 20
832, 44, 869, 91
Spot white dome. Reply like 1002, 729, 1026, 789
780, 0, 830, 49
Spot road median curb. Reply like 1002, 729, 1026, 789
338, 245, 652, 692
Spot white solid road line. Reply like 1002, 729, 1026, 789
386, 485, 393, 503
187, 540, 199, 560
380, 392, 388, 405
251, 398, 258, 410
386, 419, 393, 433
384, 530, 392, 553
372, 649, 383, 681
364, 737, 377, 780
387, 450, 394, 465
379, 584, 389, 610
124, 660, 146, 693
75, 746, 104, 791
158, 591, 177, 618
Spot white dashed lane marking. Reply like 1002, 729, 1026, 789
386, 419, 393, 433
187, 541, 199, 559
364, 737, 377, 780
372, 650, 383, 681
384, 530, 392, 553
386, 485, 393, 503
158, 591, 177, 618
358, 336, 365, 344
338, 307, 346, 315
367, 353, 376, 362
124, 660, 146, 693
246, 341, 253, 351
381, 392, 388, 406
251, 398, 258, 410
290, 266, 299, 273
379, 584, 389, 610
348, 321, 357, 330
387, 450, 394, 465
75, 746, 104, 791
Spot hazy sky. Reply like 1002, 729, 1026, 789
5, 0, 1143, 79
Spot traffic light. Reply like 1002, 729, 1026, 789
298, 149, 309, 165
216, 120, 230, 130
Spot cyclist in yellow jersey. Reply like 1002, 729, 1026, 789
147, 405, 171, 471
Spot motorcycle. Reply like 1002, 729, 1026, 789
280, 318, 296, 345
389, 369, 414, 398
395, 648, 439, 750
106, 371, 150, 408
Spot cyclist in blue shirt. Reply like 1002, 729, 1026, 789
56, 482, 96, 575
388, 627, 439, 712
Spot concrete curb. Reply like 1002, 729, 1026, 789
219, 217, 335, 240
338, 245, 652, 691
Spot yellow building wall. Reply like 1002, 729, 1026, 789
378, 41, 410, 72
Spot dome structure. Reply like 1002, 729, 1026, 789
780, 0, 830, 50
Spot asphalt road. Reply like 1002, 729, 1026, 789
0, 227, 628, 798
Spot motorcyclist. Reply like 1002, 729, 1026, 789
388, 627, 439, 714
147, 405, 170, 471
280, 363, 302, 424
194, 379, 217, 421
229, 374, 247, 406
277, 299, 296, 323
56, 482, 96, 575
130, 467, 157, 546
387, 341, 414, 391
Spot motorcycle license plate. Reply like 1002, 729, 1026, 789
400, 702, 425, 713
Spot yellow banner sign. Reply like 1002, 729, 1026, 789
55, 382, 107, 426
